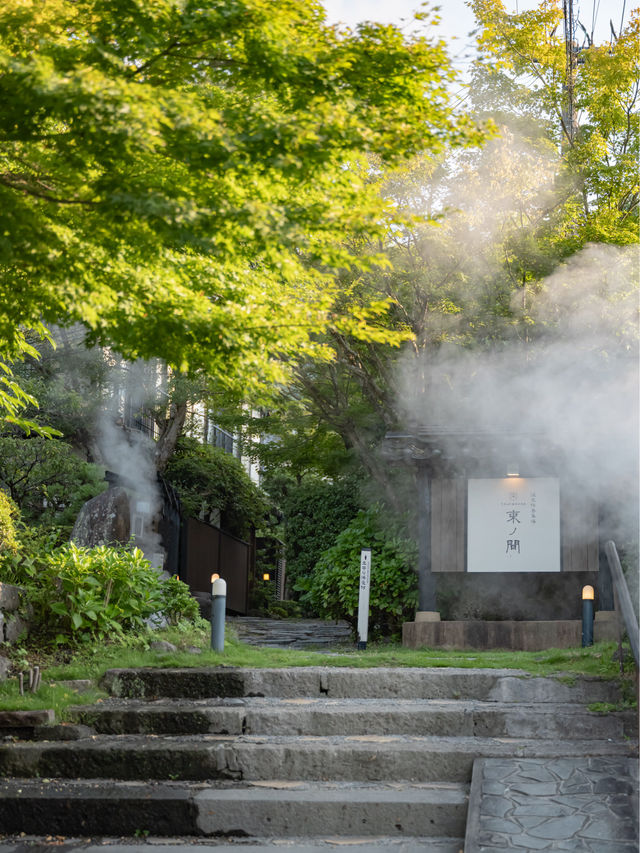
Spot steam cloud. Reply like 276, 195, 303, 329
396, 131, 639, 586
97, 358, 165, 566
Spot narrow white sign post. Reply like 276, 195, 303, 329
357, 548, 372, 650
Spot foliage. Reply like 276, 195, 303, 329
164, 435, 269, 538
305, 506, 418, 638
0, 489, 19, 555
157, 575, 200, 625
0, 542, 199, 644
249, 0, 640, 501
271, 475, 362, 596
0, 435, 106, 530
469, 0, 639, 247
0, 524, 63, 586
12, 333, 112, 444
0, 325, 63, 435
216, 398, 356, 486
0, 0, 485, 395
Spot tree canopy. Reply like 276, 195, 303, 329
0, 0, 484, 393
231, 1, 639, 507
470, 0, 639, 246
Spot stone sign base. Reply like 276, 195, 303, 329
403, 611, 619, 652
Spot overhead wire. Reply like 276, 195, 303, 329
620, 0, 626, 37
591, 0, 600, 43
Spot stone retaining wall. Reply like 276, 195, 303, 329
403, 613, 619, 651
0, 582, 30, 678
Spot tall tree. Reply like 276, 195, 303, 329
0, 0, 484, 401
469, 0, 639, 246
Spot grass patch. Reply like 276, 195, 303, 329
0, 620, 635, 722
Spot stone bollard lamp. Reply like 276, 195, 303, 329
581, 585, 594, 647
210, 573, 227, 652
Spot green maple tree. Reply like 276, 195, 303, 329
0, 0, 485, 407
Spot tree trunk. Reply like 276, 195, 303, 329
154, 401, 188, 472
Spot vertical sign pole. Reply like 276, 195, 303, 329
357, 548, 371, 650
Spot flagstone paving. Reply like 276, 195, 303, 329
465, 756, 639, 852
228, 617, 352, 649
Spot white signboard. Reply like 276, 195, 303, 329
357, 548, 372, 648
467, 478, 560, 573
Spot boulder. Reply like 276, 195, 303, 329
71, 486, 130, 547
0, 655, 10, 681
0, 583, 20, 611
4, 614, 28, 644
149, 640, 177, 654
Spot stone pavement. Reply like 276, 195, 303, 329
465, 756, 639, 852
228, 617, 352, 649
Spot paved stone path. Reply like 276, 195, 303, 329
229, 617, 352, 649
465, 756, 639, 852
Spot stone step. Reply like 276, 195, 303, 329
67, 697, 638, 740
0, 837, 466, 852
0, 779, 468, 839
101, 666, 623, 705
0, 733, 634, 783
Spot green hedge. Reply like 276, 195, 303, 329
305, 506, 418, 638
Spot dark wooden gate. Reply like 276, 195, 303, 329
180, 517, 249, 614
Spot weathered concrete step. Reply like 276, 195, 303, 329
0, 779, 468, 838
67, 697, 638, 740
101, 666, 624, 705
0, 734, 635, 783
0, 838, 465, 852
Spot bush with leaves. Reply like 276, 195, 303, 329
1, 542, 199, 644
0, 489, 19, 555
0, 435, 105, 532
165, 436, 269, 539
305, 506, 418, 638
275, 475, 362, 596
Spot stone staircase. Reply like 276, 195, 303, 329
0, 667, 636, 850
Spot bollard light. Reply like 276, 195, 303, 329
210, 573, 227, 653
582, 585, 594, 647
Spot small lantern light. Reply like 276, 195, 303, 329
263, 573, 270, 581
210, 574, 227, 652
582, 585, 594, 647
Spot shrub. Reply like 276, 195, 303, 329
305, 506, 418, 639
279, 476, 362, 594
165, 436, 269, 538
0, 489, 19, 555
4, 542, 199, 644
0, 436, 105, 532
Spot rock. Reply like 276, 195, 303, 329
4, 614, 29, 644
150, 640, 177, 653
0, 583, 21, 611
145, 613, 169, 630
192, 591, 212, 620
0, 655, 10, 681
186, 646, 202, 655
71, 486, 130, 547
